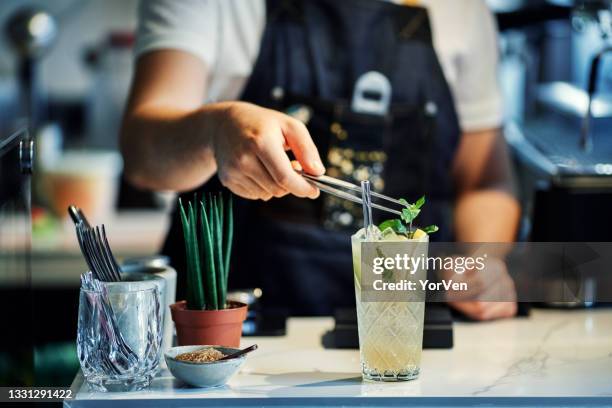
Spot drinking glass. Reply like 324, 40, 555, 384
77, 280, 162, 391
352, 229, 428, 381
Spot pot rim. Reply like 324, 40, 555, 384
170, 300, 247, 314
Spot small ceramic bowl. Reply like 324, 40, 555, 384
165, 345, 246, 388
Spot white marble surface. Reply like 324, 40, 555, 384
65, 309, 612, 407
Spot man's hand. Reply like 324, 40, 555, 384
214, 102, 324, 201
450, 128, 521, 321
121, 50, 325, 196
443, 257, 517, 321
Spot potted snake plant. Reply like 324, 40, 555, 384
169, 193, 247, 347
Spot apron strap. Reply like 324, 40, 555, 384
301, 1, 433, 99
267, 0, 326, 99
267, 0, 302, 99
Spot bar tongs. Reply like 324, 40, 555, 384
299, 172, 404, 216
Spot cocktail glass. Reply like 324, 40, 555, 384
352, 228, 428, 381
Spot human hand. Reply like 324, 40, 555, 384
213, 101, 324, 200
443, 256, 517, 321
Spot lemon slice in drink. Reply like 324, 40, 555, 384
412, 229, 427, 239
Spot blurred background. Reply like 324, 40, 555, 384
1, 0, 611, 388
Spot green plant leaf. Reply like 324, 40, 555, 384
379, 219, 407, 234
211, 195, 225, 308
380, 195, 437, 238
217, 194, 228, 306
401, 206, 420, 224
188, 201, 204, 310
200, 200, 217, 310
180, 200, 198, 309
179, 199, 196, 309
415, 196, 426, 209
422, 225, 439, 234
180, 194, 235, 311
217, 193, 224, 245
223, 193, 233, 290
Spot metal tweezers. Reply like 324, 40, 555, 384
300, 172, 404, 216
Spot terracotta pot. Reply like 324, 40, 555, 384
170, 300, 247, 347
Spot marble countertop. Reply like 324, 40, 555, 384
65, 308, 612, 407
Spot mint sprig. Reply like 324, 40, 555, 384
399, 196, 425, 228
379, 196, 438, 238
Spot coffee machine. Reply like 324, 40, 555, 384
507, 0, 612, 243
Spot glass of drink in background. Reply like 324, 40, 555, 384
352, 228, 428, 381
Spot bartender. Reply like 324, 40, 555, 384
121, 0, 521, 320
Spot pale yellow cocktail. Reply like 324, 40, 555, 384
352, 228, 428, 381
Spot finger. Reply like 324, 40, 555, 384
240, 156, 288, 198
244, 173, 278, 200
241, 175, 273, 201
473, 258, 514, 298
449, 301, 498, 321
478, 302, 517, 320
282, 118, 325, 176
291, 161, 320, 198
256, 137, 319, 199
291, 161, 303, 172
255, 157, 290, 198
447, 301, 484, 320
223, 175, 272, 201
226, 182, 258, 200
479, 274, 517, 302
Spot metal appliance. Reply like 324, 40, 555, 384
506, 0, 612, 306
0, 125, 34, 385
512, 0, 612, 187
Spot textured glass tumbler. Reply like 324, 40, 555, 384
77, 281, 162, 392
352, 231, 427, 382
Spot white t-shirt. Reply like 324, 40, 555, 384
135, 0, 503, 132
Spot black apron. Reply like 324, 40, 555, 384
162, 0, 461, 315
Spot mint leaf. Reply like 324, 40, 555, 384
379, 219, 407, 234
415, 196, 426, 209
401, 206, 420, 224
399, 198, 409, 207
422, 225, 439, 234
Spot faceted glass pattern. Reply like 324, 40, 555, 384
354, 294, 424, 381
77, 282, 162, 391
352, 229, 425, 381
